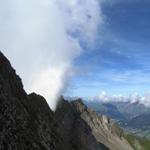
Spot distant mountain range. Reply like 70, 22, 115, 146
85, 100, 150, 139
127, 113, 150, 129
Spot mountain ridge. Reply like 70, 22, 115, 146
0, 51, 133, 150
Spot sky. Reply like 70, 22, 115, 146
0, 0, 102, 110
1, 0, 150, 109
66, 0, 150, 98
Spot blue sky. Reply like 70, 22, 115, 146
66, 0, 150, 97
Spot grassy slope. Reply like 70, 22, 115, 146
124, 134, 150, 150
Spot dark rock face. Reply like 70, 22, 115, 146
55, 98, 109, 150
0, 52, 60, 150
0, 52, 133, 150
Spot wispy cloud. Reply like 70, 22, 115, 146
1, 0, 103, 110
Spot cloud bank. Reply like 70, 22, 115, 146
89, 91, 150, 107
0, 0, 103, 110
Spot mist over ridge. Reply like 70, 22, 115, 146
0, 0, 103, 110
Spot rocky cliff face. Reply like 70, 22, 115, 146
0, 52, 61, 150
0, 52, 133, 150
55, 98, 134, 150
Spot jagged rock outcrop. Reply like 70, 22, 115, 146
0, 51, 133, 150
55, 98, 133, 150
0, 52, 62, 150
55, 98, 109, 150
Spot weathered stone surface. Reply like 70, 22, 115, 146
56, 98, 133, 150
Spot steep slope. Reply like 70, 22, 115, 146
125, 134, 150, 150
55, 98, 109, 150
0, 51, 134, 150
56, 98, 133, 150
0, 52, 65, 150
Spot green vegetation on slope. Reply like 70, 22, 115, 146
125, 134, 150, 150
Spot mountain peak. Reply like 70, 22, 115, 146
0, 51, 26, 98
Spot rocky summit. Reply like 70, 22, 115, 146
0, 51, 133, 150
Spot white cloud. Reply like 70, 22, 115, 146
0, 0, 103, 110
98, 91, 109, 102
90, 91, 150, 107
